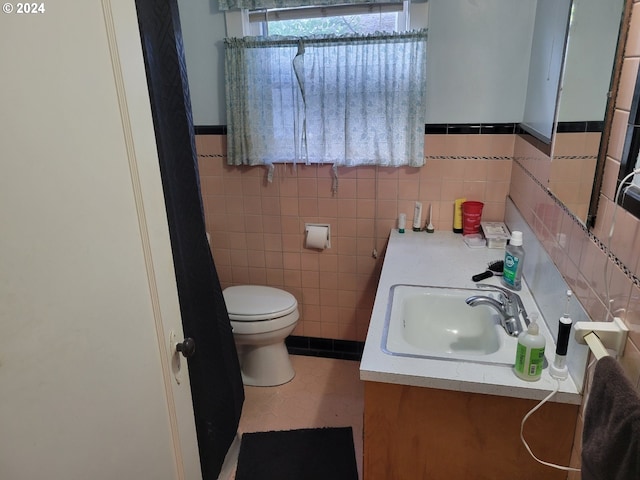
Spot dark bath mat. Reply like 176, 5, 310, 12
235, 426, 359, 480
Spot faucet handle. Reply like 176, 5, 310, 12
476, 283, 519, 314
476, 282, 505, 291
476, 283, 515, 299
476, 283, 508, 298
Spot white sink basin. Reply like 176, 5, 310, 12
382, 284, 518, 365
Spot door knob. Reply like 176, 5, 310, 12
176, 338, 196, 358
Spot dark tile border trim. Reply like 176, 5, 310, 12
424, 123, 516, 134
195, 123, 600, 136
195, 125, 227, 135
286, 335, 364, 361
516, 125, 552, 156
194, 124, 519, 136
556, 121, 604, 133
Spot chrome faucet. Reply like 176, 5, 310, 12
477, 283, 531, 328
465, 284, 529, 337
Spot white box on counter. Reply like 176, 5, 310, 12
481, 222, 511, 249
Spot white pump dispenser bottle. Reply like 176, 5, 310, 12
514, 312, 546, 381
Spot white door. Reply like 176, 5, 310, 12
0, 1, 202, 479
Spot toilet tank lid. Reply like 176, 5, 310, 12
223, 285, 298, 320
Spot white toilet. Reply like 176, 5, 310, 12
223, 285, 299, 387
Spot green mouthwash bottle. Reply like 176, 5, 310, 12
502, 231, 524, 291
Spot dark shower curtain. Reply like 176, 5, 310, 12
134, 1, 244, 478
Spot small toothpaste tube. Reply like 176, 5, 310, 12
412, 202, 423, 232
453, 198, 466, 233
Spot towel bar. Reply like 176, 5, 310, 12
583, 332, 609, 360
574, 317, 628, 358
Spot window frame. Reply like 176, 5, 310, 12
247, 2, 409, 36
224, 1, 428, 38
223, 3, 429, 170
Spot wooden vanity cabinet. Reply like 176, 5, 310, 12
363, 381, 579, 480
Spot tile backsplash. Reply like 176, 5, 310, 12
196, 132, 512, 342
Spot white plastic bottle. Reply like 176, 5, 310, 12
398, 213, 406, 233
412, 202, 423, 232
502, 231, 525, 291
514, 314, 546, 382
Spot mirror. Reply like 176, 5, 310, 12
617, 14, 640, 220
520, 0, 572, 147
550, 0, 625, 224
519, 0, 625, 225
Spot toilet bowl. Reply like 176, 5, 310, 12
223, 285, 299, 387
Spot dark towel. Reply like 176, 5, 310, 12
582, 356, 640, 480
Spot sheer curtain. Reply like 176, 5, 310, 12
224, 31, 427, 179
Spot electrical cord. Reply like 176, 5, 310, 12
520, 170, 640, 473
518, 170, 640, 474
520, 378, 581, 473
604, 167, 640, 320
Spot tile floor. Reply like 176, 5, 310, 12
226, 354, 364, 479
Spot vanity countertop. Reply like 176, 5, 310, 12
359, 230, 582, 404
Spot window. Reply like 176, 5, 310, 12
247, 2, 408, 36
224, 4, 427, 180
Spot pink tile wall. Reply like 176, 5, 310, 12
595, 0, 640, 383
550, 132, 600, 221
196, 134, 513, 342
511, 2, 640, 473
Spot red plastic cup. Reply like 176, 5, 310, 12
462, 201, 484, 235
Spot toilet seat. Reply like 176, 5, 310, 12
230, 310, 299, 336
223, 285, 297, 321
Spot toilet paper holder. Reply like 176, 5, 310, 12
305, 223, 331, 249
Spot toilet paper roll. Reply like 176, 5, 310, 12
306, 225, 329, 249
